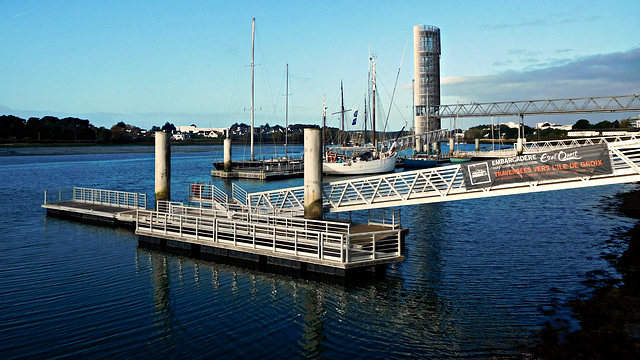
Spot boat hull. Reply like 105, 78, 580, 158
323, 155, 397, 175
402, 158, 438, 169
450, 157, 471, 163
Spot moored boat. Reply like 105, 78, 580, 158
402, 151, 438, 169
323, 147, 396, 175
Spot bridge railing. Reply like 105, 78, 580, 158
247, 185, 305, 216
524, 134, 640, 153
240, 139, 640, 213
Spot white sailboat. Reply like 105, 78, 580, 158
323, 54, 397, 176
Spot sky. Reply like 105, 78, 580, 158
1, 0, 639, 131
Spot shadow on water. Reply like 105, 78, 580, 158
525, 184, 640, 359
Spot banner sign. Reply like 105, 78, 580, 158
461, 143, 613, 190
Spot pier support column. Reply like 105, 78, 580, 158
303, 128, 323, 220
223, 138, 232, 172
449, 137, 455, 154
516, 138, 524, 155
516, 113, 525, 155
475, 138, 480, 152
155, 131, 171, 206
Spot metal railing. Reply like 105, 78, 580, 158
157, 201, 351, 235
136, 210, 402, 265
247, 186, 305, 216
232, 183, 248, 205
436, 94, 640, 118
379, 129, 451, 154
523, 134, 640, 153
44, 187, 147, 209
241, 139, 640, 213
189, 182, 229, 209
368, 208, 401, 228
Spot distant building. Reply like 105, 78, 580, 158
172, 125, 229, 140
413, 24, 441, 151
567, 130, 601, 137
536, 122, 573, 131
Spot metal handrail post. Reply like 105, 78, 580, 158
372, 233, 376, 260
344, 235, 349, 263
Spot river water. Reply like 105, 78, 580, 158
0, 144, 636, 359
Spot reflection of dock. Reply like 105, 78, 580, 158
42, 185, 407, 279
211, 158, 304, 180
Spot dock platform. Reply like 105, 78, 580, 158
42, 187, 146, 227
212, 158, 304, 180
43, 186, 407, 279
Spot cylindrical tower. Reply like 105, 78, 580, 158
413, 25, 441, 150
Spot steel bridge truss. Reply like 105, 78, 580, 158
436, 94, 640, 118
243, 139, 640, 214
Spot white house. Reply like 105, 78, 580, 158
173, 125, 229, 140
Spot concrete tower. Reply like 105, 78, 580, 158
413, 25, 441, 151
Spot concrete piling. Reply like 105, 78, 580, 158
223, 138, 232, 172
303, 128, 323, 220
516, 138, 524, 155
155, 131, 171, 205
475, 138, 480, 151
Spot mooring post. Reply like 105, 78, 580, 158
155, 131, 171, 207
223, 138, 232, 172
475, 138, 480, 152
304, 128, 323, 220
516, 113, 524, 155
449, 137, 455, 154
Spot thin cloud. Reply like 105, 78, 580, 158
442, 47, 640, 104
13, 10, 31, 18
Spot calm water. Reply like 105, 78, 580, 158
0, 144, 636, 359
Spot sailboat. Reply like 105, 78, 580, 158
323, 54, 397, 176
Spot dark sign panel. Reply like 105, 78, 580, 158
461, 143, 613, 190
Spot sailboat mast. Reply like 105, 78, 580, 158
363, 95, 367, 144
250, 18, 255, 161
322, 95, 327, 153
285, 63, 289, 157
340, 81, 345, 146
371, 53, 376, 149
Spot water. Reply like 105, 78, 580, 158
0, 144, 636, 359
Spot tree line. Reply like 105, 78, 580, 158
463, 118, 637, 141
0, 115, 181, 144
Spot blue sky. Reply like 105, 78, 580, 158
1, 0, 639, 131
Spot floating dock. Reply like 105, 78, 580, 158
42, 187, 145, 228
212, 158, 304, 180
42, 186, 407, 279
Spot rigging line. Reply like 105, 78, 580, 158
254, 30, 277, 126
384, 35, 410, 133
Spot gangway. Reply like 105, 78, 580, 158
242, 138, 640, 214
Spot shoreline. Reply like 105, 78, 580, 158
528, 183, 640, 358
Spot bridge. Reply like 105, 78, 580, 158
435, 94, 640, 118
233, 137, 640, 214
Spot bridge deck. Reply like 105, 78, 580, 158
243, 138, 640, 214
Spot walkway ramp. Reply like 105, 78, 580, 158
244, 138, 640, 214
